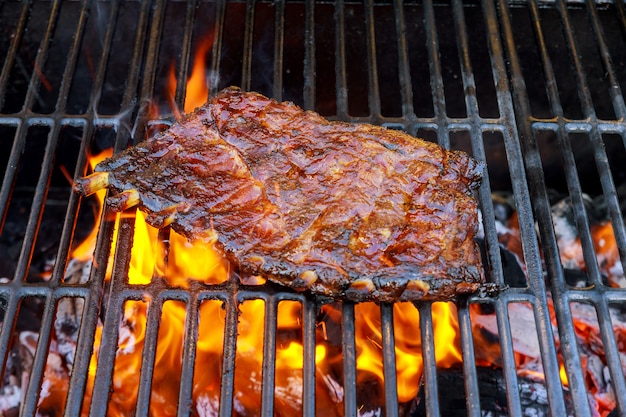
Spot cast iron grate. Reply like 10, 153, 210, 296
0, 0, 625, 416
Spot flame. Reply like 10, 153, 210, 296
167, 34, 214, 118
351, 301, 463, 403
559, 361, 569, 386
72, 149, 113, 262
432, 302, 462, 366
591, 221, 623, 287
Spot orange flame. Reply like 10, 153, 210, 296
352, 301, 463, 403
167, 34, 214, 118
72, 149, 113, 262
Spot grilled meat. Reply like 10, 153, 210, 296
75, 87, 485, 302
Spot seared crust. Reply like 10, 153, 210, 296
76, 87, 485, 302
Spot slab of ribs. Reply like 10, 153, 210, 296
75, 87, 485, 302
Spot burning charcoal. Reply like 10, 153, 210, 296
408, 366, 572, 417
587, 355, 608, 392
477, 239, 526, 287
551, 196, 587, 271
472, 303, 542, 359
195, 393, 220, 417
321, 373, 343, 404
548, 194, 625, 287
0, 377, 20, 417
491, 192, 516, 224
563, 268, 589, 287
53, 258, 91, 368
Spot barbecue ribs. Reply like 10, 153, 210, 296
75, 87, 485, 302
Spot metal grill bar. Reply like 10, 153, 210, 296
303, 0, 316, 110
502, 1, 626, 415
0, 0, 60, 238
512, 1, 607, 413
302, 296, 317, 417
341, 303, 357, 417
448, 4, 497, 414
174, 0, 199, 107
392, 0, 414, 126
380, 304, 399, 417
334, 0, 348, 119
423, 0, 449, 148
260, 298, 278, 415
208, 0, 226, 97
69, 1, 156, 414
241, 0, 256, 91
218, 285, 238, 417
418, 303, 440, 416
0, 0, 29, 112
555, 0, 626, 271
177, 294, 200, 417
457, 300, 481, 417
364, 0, 381, 121
272, 0, 285, 100
482, 0, 569, 415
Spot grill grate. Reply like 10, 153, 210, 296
0, 0, 625, 416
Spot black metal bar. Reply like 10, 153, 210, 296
0, 290, 23, 396
422, 0, 449, 148
334, 0, 348, 119
177, 296, 200, 417
392, 0, 414, 125
302, 299, 317, 417
584, 0, 626, 120
593, 299, 626, 415
457, 301, 481, 417
134, 298, 165, 416
88, 217, 138, 417
175, 0, 199, 109
241, 0, 256, 92
616, 0, 626, 38
449, 0, 504, 290
63, 208, 118, 417
52, 0, 120, 287
218, 282, 238, 417
380, 303, 398, 417
363, 0, 381, 120
0, 0, 61, 234
14, 0, 91, 285
260, 298, 277, 416
272, 0, 285, 101
342, 302, 357, 417
494, 299, 523, 417
12, 125, 58, 283
21, 295, 57, 417
209, 0, 226, 96
417, 303, 439, 417
483, 0, 569, 415
554, 0, 626, 279
67, 0, 156, 408
524, 8, 613, 402
489, 2, 590, 415
303, 0, 316, 110
133, 0, 168, 144
0, 0, 30, 110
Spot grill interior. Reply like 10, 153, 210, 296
1, 0, 626, 416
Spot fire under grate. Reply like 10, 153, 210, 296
1, 0, 626, 416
